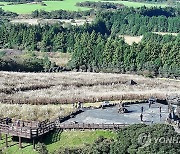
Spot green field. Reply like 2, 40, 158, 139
0, 130, 116, 154
0, 0, 167, 14
0, 0, 98, 14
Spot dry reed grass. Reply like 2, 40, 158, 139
0, 71, 179, 104
0, 103, 74, 121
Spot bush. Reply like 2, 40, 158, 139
35, 142, 48, 154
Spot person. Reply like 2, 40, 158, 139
17, 120, 20, 127
177, 119, 180, 128
159, 106, 162, 113
160, 113, 162, 120
141, 106, 144, 113
140, 113, 143, 121
151, 114, 154, 124
149, 102, 151, 108
5, 117, 9, 125
169, 113, 172, 119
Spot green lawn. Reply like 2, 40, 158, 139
0, 0, 168, 14
46, 130, 116, 153
0, 0, 97, 14
0, 130, 116, 154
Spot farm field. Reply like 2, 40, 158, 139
0, 0, 168, 14
153, 32, 179, 36
119, 35, 143, 45
119, 32, 178, 45
0, 71, 179, 105
0, 130, 116, 153
10, 18, 93, 26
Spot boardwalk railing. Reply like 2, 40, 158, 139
58, 123, 129, 130
0, 122, 56, 139
35, 121, 55, 137
0, 123, 32, 138
0, 122, 129, 140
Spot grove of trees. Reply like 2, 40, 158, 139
76, 1, 124, 10
96, 6, 180, 35
69, 31, 180, 78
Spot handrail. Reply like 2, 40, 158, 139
58, 123, 129, 129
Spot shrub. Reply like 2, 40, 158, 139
35, 142, 48, 154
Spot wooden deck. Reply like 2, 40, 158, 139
0, 122, 128, 139
0, 121, 55, 139
0, 116, 129, 149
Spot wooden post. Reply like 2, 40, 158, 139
19, 136, 22, 148
33, 138, 35, 149
5, 134, 8, 147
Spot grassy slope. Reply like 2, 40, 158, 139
0, 0, 167, 14
0, 130, 116, 154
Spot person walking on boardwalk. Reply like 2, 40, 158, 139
159, 106, 162, 113
151, 114, 154, 124
160, 113, 162, 121
140, 113, 143, 121
177, 119, 180, 129
141, 106, 144, 113
149, 102, 151, 108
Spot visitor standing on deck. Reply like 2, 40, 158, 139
140, 113, 143, 121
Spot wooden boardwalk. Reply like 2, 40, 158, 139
0, 120, 55, 139
0, 116, 129, 149
0, 122, 128, 139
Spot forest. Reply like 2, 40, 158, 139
76, 1, 124, 10
0, 7, 179, 77
96, 7, 180, 35
69, 31, 179, 78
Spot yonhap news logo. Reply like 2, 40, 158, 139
138, 133, 180, 148
138, 133, 151, 148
